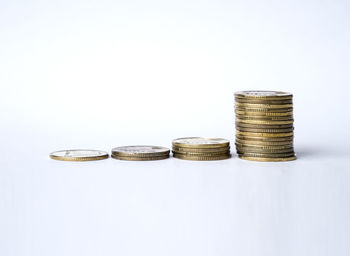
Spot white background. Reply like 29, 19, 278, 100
1, 0, 350, 255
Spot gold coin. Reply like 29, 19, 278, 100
235, 122, 294, 129
235, 107, 293, 113
235, 138, 293, 146
173, 152, 231, 161
235, 115, 293, 121
111, 145, 170, 157
111, 155, 169, 161
234, 90, 293, 100
236, 135, 294, 142
236, 119, 294, 125
172, 150, 230, 157
235, 102, 293, 109
172, 146, 230, 153
235, 110, 293, 117
238, 155, 297, 162
238, 152, 296, 158
50, 149, 109, 161
235, 126, 294, 133
172, 137, 230, 149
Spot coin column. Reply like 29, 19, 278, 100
234, 91, 296, 162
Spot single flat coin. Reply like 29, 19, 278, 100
172, 146, 230, 153
112, 145, 170, 157
235, 110, 293, 117
50, 149, 109, 161
238, 155, 297, 162
172, 137, 230, 148
173, 152, 231, 161
234, 90, 293, 100
235, 102, 293, 109
111, 154, 169, 161
236, 119, 294, 125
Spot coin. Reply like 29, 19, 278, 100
235, 142, 293, 149
235, 138, 293, 146
238, 152, 296, 158
172, 146, 230, 153
235, 126, 294, 133
235, 115, 294, 121
111, 155, 169, 161
235, 110, 293, 116
236, 147, 294, 154
172, 137, 230, 148
236, 135, 294, 142
111, 145, 170, 157
50, 149, 109, 161
238, 155, 297, 162
173, 152, 231, 161
234, 90, 293, 99
235, 123, 294, 129
235, 107, 293, 113
235, 98, 293, 104
172, 150, 230, 157
236, 119, 294, 125
236, 130, 294, 137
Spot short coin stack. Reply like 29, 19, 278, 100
172, 137, 231, 161
234, 91, 296, 162
111, 146, 170, 161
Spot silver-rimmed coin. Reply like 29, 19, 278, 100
111, 145, 170, 157
50, 149, 109, 161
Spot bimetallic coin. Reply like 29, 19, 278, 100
235, 126, 294, 133
173, 152, 231, 161
238, 155, 297, 162
112, 155, 169, 161
171, 150, 230, 157
235, 107, 293, 113
235, 102, 293, 109
236, 119, 294, 125
50, 149, 109, 161
238, 152, 296, 158
172, 137, 230, 148
235, 98, 293, 105
235, 110, 293, 117
236, 130, 294, 137
235, 138, 293, 146
111, 145, 170, 157
172, 146, 230, 153
236, 147, 294, 154
235, 115, 294, 121
235, 142, 293, 149
234, 90, 293, 99
235, 122, 294, 129
236, 135, 294, 142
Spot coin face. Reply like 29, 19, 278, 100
172, 137, 230, 148
235, 90, 292, 98
112, 145, 170, 156
50, 149, 109, 161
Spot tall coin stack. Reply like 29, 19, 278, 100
172, 137, 231, 161
234, 91, 296, 162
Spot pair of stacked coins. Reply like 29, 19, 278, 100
111, 146, 170, 161
172, 137, 231, 161
234, 91, 296, 162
